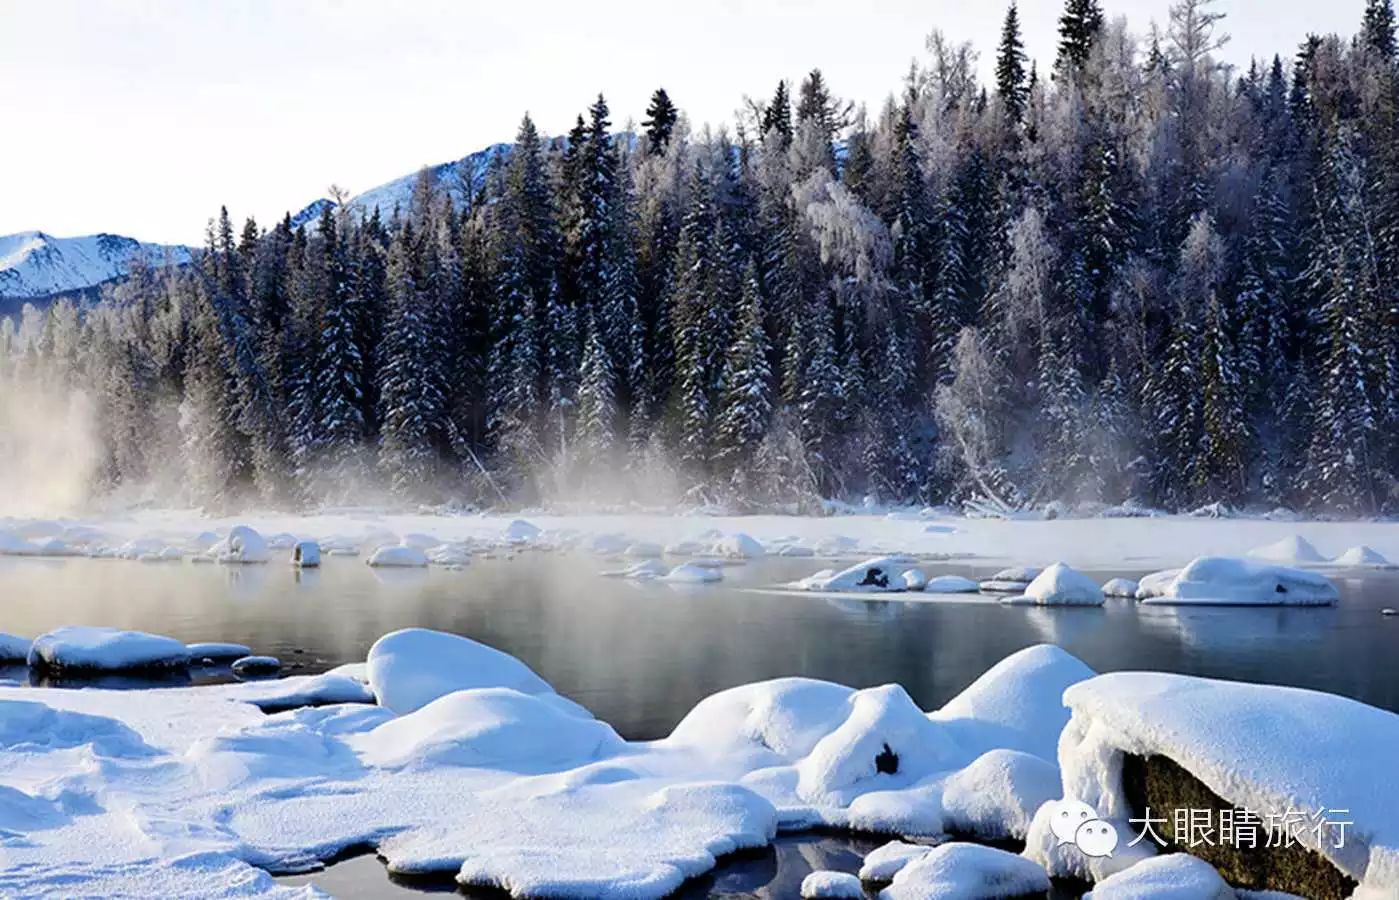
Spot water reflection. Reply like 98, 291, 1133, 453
3, 554, 1399, 739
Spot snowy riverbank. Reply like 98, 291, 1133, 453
3, 507, 1398, 571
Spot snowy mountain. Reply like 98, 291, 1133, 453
0, 231, 193, 301
2, 141, 517, 301
291, 142, 514, 227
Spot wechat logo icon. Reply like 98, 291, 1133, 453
1048, 799, 1119, 858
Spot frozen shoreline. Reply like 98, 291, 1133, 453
3, 507, 1398, 570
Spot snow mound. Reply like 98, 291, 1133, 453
792, 555, 923, 592
0, 697, 157, 757
1134, 568, 1179, 599
504, 519, 541, 542
292, 540, 321, 567
231, 656, 281, 678
880, 842, 1050, 899
367, 627, 556, 714
187, 642, 252, 662
801, 870, 863, 898
1002, 563, 1104, 606
0, 633, 31, 662
366, 544, 430, 567
1331, 545, 1393, 568
1248, 534, 1326, 565
1083, 853, 1235, 899
712, 532, 765, 559
212, 525, 271, 563
931, 644, 1095, 763
602, 559, 670, 580
939, 749, 1060, 839
902, 568, 928, 590
667, 677, 855, 762
924, 575, 979, 593
1101, 577, 1139, 598
353, 687, 621, 770
796, 684, 958, 807
1138, 556, 1338, 606
27, 626, 189, 672
661, 562, 723, 583
1060, 671, 1399, 895
860, 840, 933, 880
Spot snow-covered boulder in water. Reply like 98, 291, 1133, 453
1248, 534, 1326, 564
213, 526, 271, 564
880, 842, 1050, 899
365, 544, 429, 568
712, 532, 765, 560
1139, 556, 1338, 606
791, 555, 923, 593
352, 686, 621, 769
1082, 854, 1235, 900
1002, 563, 1104, 606
978, 565, 1042, 593
28, 626, 189, 672
902, 568, 928, 590
661, 562, 723, 583
1059, 670, 1399, 897
503, 519, 541, 543
1134, 568, 1179, 599
1100, 577, 1139, 598
367, 627, 558, 715
0, 633, 31, 662
187, 642, 252, 662
291, 541, 321, 567
1332, 544, 1394, 568
800, 870, 863, 898
860, 840, 933, 880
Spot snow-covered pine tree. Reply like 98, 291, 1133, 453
378, 221, 448, 500
575, 314, 618, 471
643, 88, 679, 155
715, 263, 772, 471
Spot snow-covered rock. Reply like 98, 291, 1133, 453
879, 843, 1050, 899
365, 544, 430, 568
931, 644, 1095, 763
601, 559, 669, 580
978, 565, 1041, 592
938, 749, 1059, 839
1060, 671, 1399, 896
791, 555, 923, 592
712, 532, 765, 559
1101, 577, 1140, 598
1001, 563, 1105, 606
1083, 854, 1235, 899
923, 575, 979, 593
27, 626, 189, 672
291, 540, 321, 567
661, 562, 723, 584
1248, 534, 1326, 565
902, 568, 929, 590
231, 656, 281, 679
366, 628, 557, 715
186, 642, 252, 662
212, 526, 271, 564
503, 519, 541, 542
860, 840, 933, 880
352, 687, 621, 769
1134, 568, 1179, 599
1331, 544, 1393, 568
800, 870, 863, 898
1138, 556, 1338, 606
425, 542, 471, 566
0, 633, 31, 662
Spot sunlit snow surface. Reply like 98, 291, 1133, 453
0, 634, 1090, 899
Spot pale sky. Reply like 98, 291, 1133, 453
0, 0, 1367, 245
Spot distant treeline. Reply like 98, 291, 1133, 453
3, 0, 1398, 515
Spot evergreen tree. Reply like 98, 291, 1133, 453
1363, 0, 1397, 59
996, 3, 1029, 129
715, 264, 773, 467
1056, 0, 1104, 75
643, 88, 679, 154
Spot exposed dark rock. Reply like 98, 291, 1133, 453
1122, 753, 1358, 900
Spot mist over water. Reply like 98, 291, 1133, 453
0, 373, 102, 518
